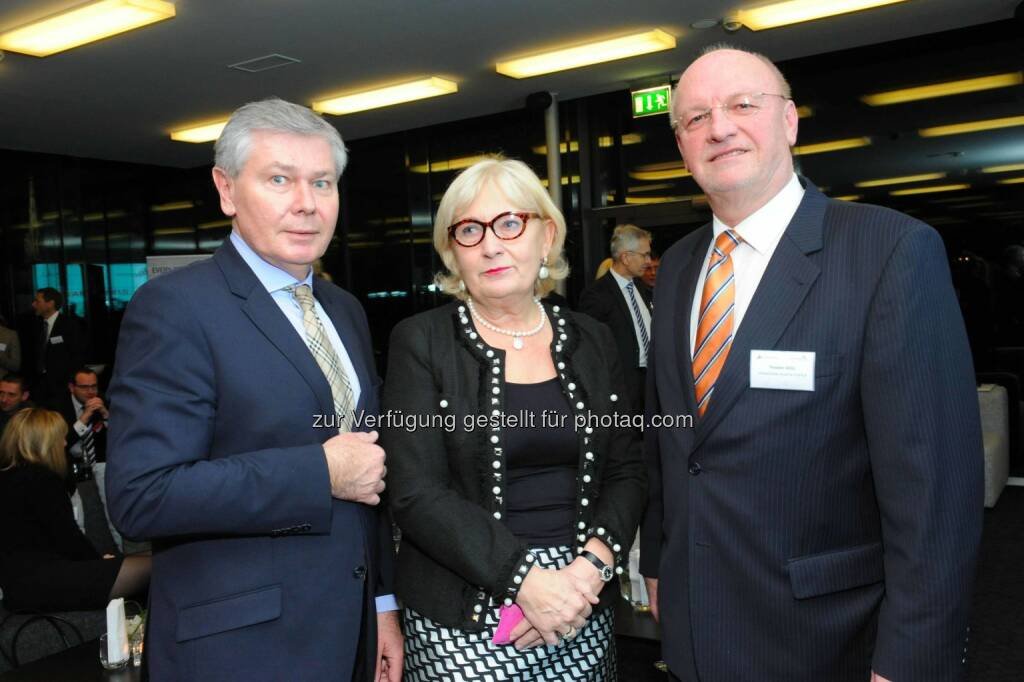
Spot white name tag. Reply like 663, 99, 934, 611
750, 350, 815, 391
49, 335, 64, 345
0, 343, 6, 351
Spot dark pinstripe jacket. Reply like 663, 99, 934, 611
640, 180, 983, 682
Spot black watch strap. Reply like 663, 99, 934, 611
580, 550, 614, 582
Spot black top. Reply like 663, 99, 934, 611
504, 378, 577, 546
0, 463, 98, 584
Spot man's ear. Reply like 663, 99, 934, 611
212, 167, 238, 217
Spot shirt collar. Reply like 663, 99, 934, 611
45, 310, 59, 325
230, 230, 313, 293
609, 267, 634, 290
712, 173, 804, 255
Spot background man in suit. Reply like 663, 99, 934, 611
30, 288, 85, 409
106, 98, 402, 681
0, 373, 32, 434
640, 45, 983, 682
579, 224, 654, 413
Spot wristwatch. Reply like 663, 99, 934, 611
580, 550, 614, 582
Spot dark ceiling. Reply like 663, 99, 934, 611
0, 0, 1018, 168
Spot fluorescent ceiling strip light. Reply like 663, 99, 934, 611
793, 137, 871, 156
919, 115, 1024, 137
832, 195, 863, 201
495, 29, 675, 79
862, 72, 1023, 106
982, 163, 1024, 174
855, 172, 945, 188
313, 77, 457, 116
997, 177, 1024, 185
737, 0, 908, 31
0, 0, 175, 57
889, 184, 970, 196
170, 120, 228, 143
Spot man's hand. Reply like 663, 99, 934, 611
79, 397, 107, 424
323, 430, 386, 504
374, 610, 403, 682
644, 577, 659, 623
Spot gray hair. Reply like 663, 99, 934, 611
670, 42, 793, 130
610, 224, 652, 259
214, 98, 348, 178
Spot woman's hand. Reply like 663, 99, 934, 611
513, 566, 599, 646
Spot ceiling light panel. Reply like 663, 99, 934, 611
313, 77, 457, 116
0, 0, 175, 57
495, 29, 675, 79
737, 0, 909, 31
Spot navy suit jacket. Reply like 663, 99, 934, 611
578, 272, 652, 412
640, 181, 983, 682
106, 240, 390, 681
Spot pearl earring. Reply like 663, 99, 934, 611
538, 257, 550, 280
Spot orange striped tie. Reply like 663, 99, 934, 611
693, 230, 742, 416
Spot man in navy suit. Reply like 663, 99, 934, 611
579, 224, 654, 414
640, 46, 983, 682
106, 99, 402, 680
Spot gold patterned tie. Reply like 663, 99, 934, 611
289, 284, 355, 431
693, 230, 742, 416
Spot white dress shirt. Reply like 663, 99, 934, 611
690, 174, 805, 355
609, 268, 652, 368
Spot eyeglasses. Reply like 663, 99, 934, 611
625, 250, 652, 261
448, 211, 537, 247
672, 92, 791, 133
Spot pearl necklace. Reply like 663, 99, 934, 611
466, 297, 547, 350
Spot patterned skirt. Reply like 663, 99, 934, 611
403, 546, 617, 682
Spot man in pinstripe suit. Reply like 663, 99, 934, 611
640, 45, 983, 682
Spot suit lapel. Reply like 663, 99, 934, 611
674, 226, 713, 418
215, 242, 336, 417
692, 180, 827, 450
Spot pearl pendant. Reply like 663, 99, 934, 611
512, 336, 524, 350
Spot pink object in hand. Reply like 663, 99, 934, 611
491, 604, 525, 645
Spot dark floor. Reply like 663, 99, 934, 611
615, 485, 1024, 681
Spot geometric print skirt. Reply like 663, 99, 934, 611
403, 546, 617, 681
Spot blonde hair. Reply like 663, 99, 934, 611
432, 157, 569, 300
0, 408, 69, 478
595, 257, 614, 280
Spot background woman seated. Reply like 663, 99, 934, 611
0, 408, 149, 612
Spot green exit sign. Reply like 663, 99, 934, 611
631, 85, 671, 118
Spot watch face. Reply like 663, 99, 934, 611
600, 566, 614, 581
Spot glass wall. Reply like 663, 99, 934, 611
0, 19, 1020, 373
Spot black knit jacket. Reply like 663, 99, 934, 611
382, 300, 647, 630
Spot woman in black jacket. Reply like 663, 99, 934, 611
383, 158, 646, 680
0, 408, 149, 611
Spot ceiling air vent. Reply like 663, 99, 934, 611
228, 54, 301, 73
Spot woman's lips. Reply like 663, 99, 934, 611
484, 266, 512, 275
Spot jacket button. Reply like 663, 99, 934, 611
689, 462, 702, 476
353, 566, 367, 581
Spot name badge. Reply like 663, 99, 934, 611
750, 350, 815, 391
0, 343, 6, 351
49, 335, 64, 345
